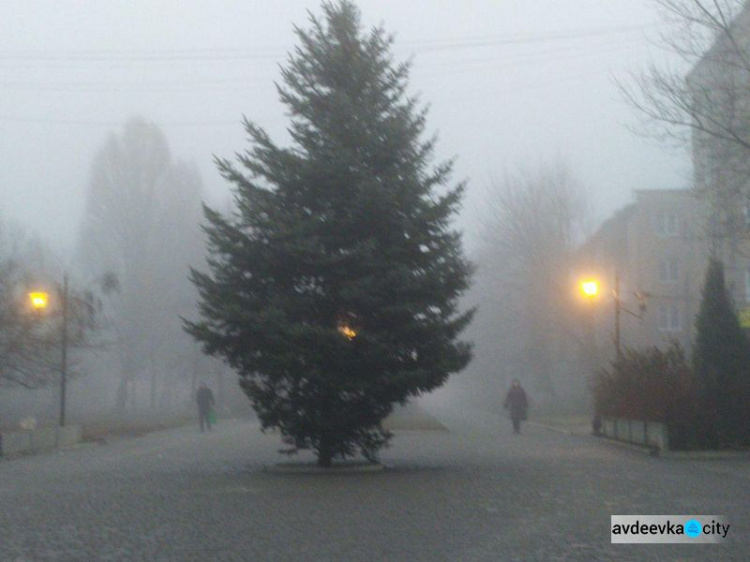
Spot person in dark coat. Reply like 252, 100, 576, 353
504, 378, 529, 434
196, 382, 215, 432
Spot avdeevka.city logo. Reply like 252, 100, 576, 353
684, 519, 702, 538
611, 515, 730, 544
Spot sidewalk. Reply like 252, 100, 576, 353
79, 412, 198, 444
528, 414, 593, 436
75, 404, 444, 447
383, 403, 447, 432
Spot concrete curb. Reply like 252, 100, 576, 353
596, 435, 659, 456
495, 421, 750, 460
660, 450, 750, 460
592, 433, 750, 460
531, 422, 660, 456
264, 462, 386, 474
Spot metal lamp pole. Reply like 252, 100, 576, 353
581, 273, 647, 363
612, 270, 648, 361
59, 273, 69, 427
614, 271, 622, 361
31, 272, 101, 428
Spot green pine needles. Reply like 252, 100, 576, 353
185, 1, 473, 466
693, 258, 750, 448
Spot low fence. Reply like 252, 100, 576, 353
601, 417, 669, 452
0, 425, 81, 457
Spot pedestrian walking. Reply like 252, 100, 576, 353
504, 379, 528, 434
196, 382, 215, 432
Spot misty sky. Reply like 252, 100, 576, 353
0, 1, 689, 257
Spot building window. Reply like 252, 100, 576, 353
658, 258, 679, 284
655, 211, 679, 237
658, 304, 682, 333
745, 267, 750, 303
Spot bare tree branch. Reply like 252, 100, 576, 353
473, 161, 591, 394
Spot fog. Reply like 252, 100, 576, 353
0, 1, 690, 426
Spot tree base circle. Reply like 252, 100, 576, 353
264, 461, 385, 474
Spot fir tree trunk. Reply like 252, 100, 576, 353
317, 400, 334, 467
317, 438, 333, 468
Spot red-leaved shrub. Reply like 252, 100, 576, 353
591, 343, 703, 449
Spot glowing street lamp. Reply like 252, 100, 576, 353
581, 279, 599, 298
29, 292, 49, 311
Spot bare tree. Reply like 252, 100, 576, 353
76, 118, 205, 411
622, 0, 750, 280
622, 1, 747, 147
0, 218, 102, 389
472, 162, 590, 401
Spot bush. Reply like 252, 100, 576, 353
591, 343, 703, 449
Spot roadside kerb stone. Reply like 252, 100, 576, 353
597, 435, 659, 456
527, 421, 575, 435
660, 450, 750, 460
264, 461, 386, 474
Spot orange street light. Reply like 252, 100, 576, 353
29, 291, 49, 311
581, 279, 599, 298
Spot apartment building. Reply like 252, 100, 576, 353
578, 190, 709, 357
687, 3, 750, 308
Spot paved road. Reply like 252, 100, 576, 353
0, 406, 748, 561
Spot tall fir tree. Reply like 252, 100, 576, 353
693, 257, 750, 447
186, 0, 473, 466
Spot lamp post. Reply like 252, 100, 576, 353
580, 273, 649, 361
612, 271, 649, 361
580, 279, 600, 369
28, 274, 70, 427
60, 274, 69, 427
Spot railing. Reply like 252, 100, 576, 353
601, 417, 669, 452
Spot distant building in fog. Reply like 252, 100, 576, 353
577, 189, 709, 356
687, 2, 750, 308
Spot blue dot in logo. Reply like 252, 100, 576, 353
685, 519, 702, 538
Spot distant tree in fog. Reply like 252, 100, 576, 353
621, 0, 750, 259
622, 0, 748, 151
476, 163, 589, 398
76, 118, 204, 411
186, 1, 473, 467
